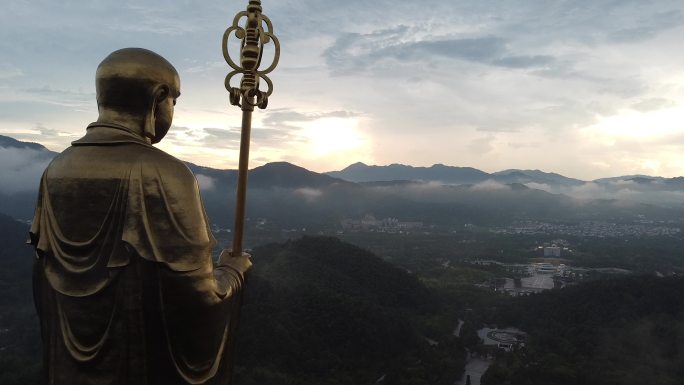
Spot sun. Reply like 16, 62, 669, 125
300, 117, 367, 157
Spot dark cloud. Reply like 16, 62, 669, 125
262, 110, 311, 127
493, 55, 555, 69
608, 10, 684, 43
251, 127, 299, 143
422, 37, 507, 62
2, 0, 684, 178
324, 27, 558, 75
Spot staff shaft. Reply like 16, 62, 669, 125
232, 101, 254, 256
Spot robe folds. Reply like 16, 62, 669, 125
30, 123, 245, 385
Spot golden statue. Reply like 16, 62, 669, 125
29, 48, 252, 385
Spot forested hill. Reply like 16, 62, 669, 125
233, 236, 465, 385
483, 275, 684, 385
0, 228, 467, 385
0, 213, 40, 384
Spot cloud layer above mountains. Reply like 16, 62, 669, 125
1, 1, 684, 178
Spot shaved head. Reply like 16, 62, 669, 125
94, 48, 181, 144
96, 48, 180, 113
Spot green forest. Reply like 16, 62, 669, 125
2, 209, 684, 385
481, 276, 684, 385
233, 237, 465, 385
0, 215, 466, 385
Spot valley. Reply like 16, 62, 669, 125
1, 135, 684, 385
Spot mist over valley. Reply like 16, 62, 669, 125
3, 135, 684, 385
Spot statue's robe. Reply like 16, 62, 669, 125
30, 123, 245, 385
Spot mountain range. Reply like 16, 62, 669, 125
325, 162, 589, 186
2, 135, 682, 385
3, 133, 682, 191
2, 134, 684, 229
325, 161, 684, 189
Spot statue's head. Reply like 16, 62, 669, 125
96, 48, 180, 144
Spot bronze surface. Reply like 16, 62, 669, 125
223, 0, 280, 256
30, 48, 252, 384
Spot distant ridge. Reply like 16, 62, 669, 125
0, 134, 57, 157
326, 162, 585, 186
249, 162, 353, 189
3, 134, 684, 223
186, 161, 353, 190
326, 162, 490, 184
1, 134, 680, 187
492, 169, 585, 186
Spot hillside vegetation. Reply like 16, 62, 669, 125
233, 236, 465, 385
482, 276, 684, 385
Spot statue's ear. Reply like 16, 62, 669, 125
144, 84, 170, 140
154, 84, 170, 103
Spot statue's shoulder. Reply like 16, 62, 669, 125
137, 146, 197, 183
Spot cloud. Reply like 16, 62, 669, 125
294, 187, 323, 202
263, 109, 360, 128
249, 108, 366, 158
608, 10, 684, 43
471, 180, 510, 191
468, 136, 495, 154
519, 178, 684, 208
508, 141, 541, 149
105, 4, 201, 35
203, 127, 241, 141
630, 98, 675, 112
323, 27, 558, 75
494, 55, 556, 69
164, 127, 241, 150
195, 174, 216, 191
20, 86, 94, 108
0, 147, 51, 194
2, 0, 684, 179
525, 182, 553, 193
0, 63, 23, 79
365, 181, 457, 204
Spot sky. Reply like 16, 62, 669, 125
1, 0, 684, 180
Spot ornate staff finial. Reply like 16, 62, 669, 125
223, 0, 279, 256
223, 0, 280, 111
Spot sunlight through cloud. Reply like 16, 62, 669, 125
586, 104, 684, 142
299, 117, 368, 158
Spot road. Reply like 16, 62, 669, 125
455, 356, 492, 385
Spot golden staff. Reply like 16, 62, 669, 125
223, 0, 280, 256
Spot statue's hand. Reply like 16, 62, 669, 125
218, 249, 253, 274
